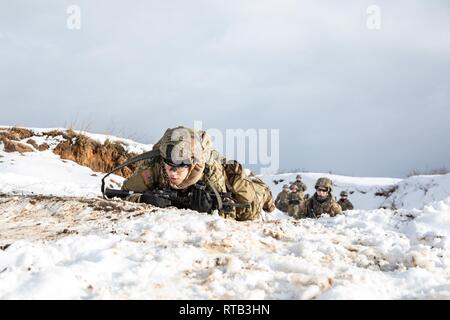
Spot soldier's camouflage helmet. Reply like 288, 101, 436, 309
340, 191, 348, 197
315, 177, 332, 191
283, 184, 290, 189
296, 174, 302, 180
157, 127, 208, 167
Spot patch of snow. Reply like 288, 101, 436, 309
0, 149, 123, 197
1, 127, 450, 299
1, 202, 450, 299
381, 174, 450, 210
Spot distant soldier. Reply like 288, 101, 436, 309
338, 191, 354, 211
275, 184, 290, 213
287, 185, 303, 218
291, 174, 307, 194
303, 177, 342, 218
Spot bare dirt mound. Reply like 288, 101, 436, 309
0, 127, 34, 141
0, 127, 35, 153
26, 139, 49, 151
1, 139, 33, 153
0, 127, 142, 177
52, 130, 140, 177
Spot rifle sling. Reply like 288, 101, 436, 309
205, 179, 223, 211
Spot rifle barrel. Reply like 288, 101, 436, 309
104, 188, 251, 210
104, 188, 131, 199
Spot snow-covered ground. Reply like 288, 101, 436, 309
1, 128, 450, 299
0, 149, 115, 197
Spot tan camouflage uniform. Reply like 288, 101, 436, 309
275, 189, 290, 213
121, 127, 275, 221
287, 191, 303, 218
292, 180, 307, 194
338, 198, 354, 211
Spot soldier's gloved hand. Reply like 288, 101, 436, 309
191, 185, 213, 213
140, 193, 171, 208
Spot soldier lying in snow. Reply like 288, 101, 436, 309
118, 126, 275, 221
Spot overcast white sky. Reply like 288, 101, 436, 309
1, 0, 449, 177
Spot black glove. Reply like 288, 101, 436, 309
191, 184, 213, 213
140, 193, 172, 208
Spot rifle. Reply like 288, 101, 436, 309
307, 207, 317, 219
100, 149, 250, 214
103, 187, 250, 213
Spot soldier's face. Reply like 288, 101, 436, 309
164, 163, 190, 185
316, 188, 328, 198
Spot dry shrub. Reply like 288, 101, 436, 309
407, 167, 449, 177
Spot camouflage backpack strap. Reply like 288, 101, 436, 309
101, 149, 160, 198
223, 160, 243, 190
206, 178, 223, 211
202, 164, 223, 211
